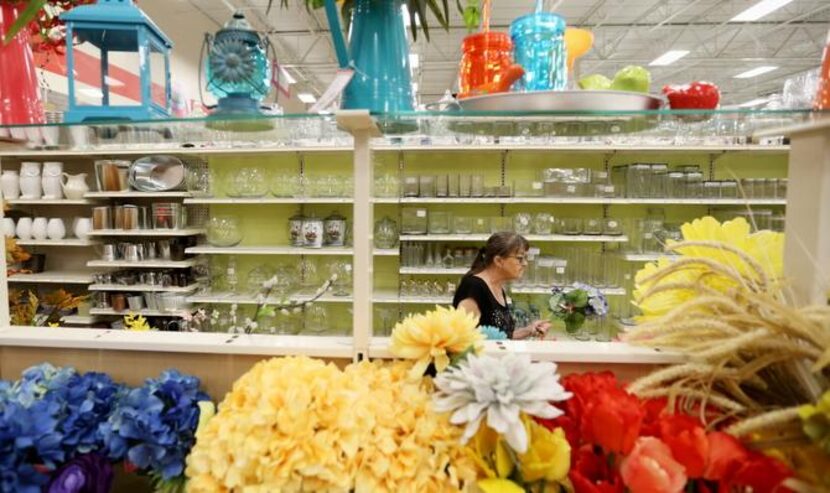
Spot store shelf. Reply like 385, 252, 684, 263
187, 291, 353, 304
87, 229, 204, 237
374, 143, 790, 154
183, 197, 353, 204
6, 198, 94, 205
374, 197, 786, 206
84, 191, 192, 199
15, 238, 100, 247
7, 271, 94, 284
399, 267, 468, 275
373, 248, 400, 256
88, 283, 201, 293
367, 337, 684, 364
372, 291, 451, 305
0, 327, 355, 358
185, 245, 353, 256
512, 286, 627, 296
86, 259, 198, 269
89, 308, 191, 317
0, 146, 352, 158
400, 234, 628, 243
61, 315, 101, 325
618, 253, 677, 262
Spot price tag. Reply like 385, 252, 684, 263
345, 264, 352, 272
555, 267, 566, 274
309, 68, 355, 114
529, 247, 541, 255
416, 210, 426, 218
405, 177, 418, 184
566, 185, 576, 193
532, 182, 543, 190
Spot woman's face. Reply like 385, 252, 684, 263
495, 248, 529, 281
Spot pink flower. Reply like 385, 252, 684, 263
620, 437, 687, 493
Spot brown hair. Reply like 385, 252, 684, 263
465, 232, 530, 277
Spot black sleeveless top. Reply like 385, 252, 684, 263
452, 275, 515, 338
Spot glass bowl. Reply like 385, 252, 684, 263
206, 215, 242, 247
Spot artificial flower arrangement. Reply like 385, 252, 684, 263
9, 288, 88, 326
0, 363, 211, 493
625, 215, 830, 490
548, 282, 608, 333
5, 237, 31, 276
2, 0, 96, 52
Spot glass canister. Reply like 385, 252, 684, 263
513, 213, 532, 234
509, 12, 567, 92
532, 213, 554, 235
302, 216, 324, 248
207, 215, 242, 247
428, 211, 452, 234
401, 207, 428, 234
323, 211, 347, 247
373, 216, 399, 249
458, 32, 521, 98
288, 212, 305, 247
667, 172, 686, 198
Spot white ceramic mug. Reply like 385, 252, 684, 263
47, 218, 66, 240
31, 217, 48, 240
15, 217, 32, 239
2, 218, 16, 238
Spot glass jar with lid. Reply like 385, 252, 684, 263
288, 212, 305, 247
324, 211, 347, 247
720, 180, 738, 199
685, 172, 704, 198
667, 172, 686, 198
302, 215, 324, 248
702, 181, 721, 199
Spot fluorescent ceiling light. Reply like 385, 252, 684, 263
734, 65, 778, 78
738, 97, 771, 107
80, 88, 103, 98
409, 54, 420, 70
730, 0, 794, 22
297, 92, 317, 104
104, 76, 124, 87
648, 50, 690, 66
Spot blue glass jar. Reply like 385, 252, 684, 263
510, 12, 567, 92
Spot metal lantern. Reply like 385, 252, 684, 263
61, 0, 173, 123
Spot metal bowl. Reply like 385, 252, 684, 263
129, 155, 186, 192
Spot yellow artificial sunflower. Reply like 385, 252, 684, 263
633, 216, 783, 322
389, 305, 484, 379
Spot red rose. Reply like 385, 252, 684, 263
570, 444, 624, 493
581, 387, 644, 455
725, 451, 794, 493
620, 437, 687, 493
703, 432, 748, 482
658, 414, 709, 478
539, 372, 621, 446
640, 397, 669, 437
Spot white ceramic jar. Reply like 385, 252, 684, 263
19, 162, 42, 199
1, 170, 20, 199
2, 218, 16, 237
15, 217, 32, 239
72, 217, 92, 240
47, 218, 66, 240
31, 217, 48, 240
41, 161, 64, 200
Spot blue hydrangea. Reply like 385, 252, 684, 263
479, 325, 508, 340
100, 370, 210, 481
51, 372, 124, 457
12, 363, 77, 409
0, 398, 63, 492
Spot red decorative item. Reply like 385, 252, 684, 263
815, 28, 830, 110
662, 81, 721, 110
0, 2, 45, 127
458, 32, 525, 99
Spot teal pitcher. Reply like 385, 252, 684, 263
324, 0, 413, 113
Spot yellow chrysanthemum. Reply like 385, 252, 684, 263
633, 216, 783, 322
389, 305, 484, 379
186, 356, 476, 492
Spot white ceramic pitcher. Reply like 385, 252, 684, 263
61, 173, 90, 200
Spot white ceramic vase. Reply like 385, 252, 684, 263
41, 161, 64, 199
72, 217, 92, 240
2, 218, 16, 237
19, 162, 42, 199
31, 217, 48, 240
15, 217, 32, 239
47, 218, 66, 240
1, 169, 20, 200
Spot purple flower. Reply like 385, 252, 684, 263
47, 454, 113, 493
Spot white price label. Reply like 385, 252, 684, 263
532, 182, 543, 190
555, 267, 565, 274
416, 210, 426, 218
405, 177, 418, 184
529, 247, 541, 255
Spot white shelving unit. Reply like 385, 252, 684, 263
86, 259, 199, 269
7, 271, 95, 284
373, 248, 400, 256
185, 245, 353, 256
89, 308, 191, 317
184, 197, 353, 205
84, 191, 193, 199
88, 283, 201, 293
61, 315, 101, 325
16, 239, 99, 247
374, 197, 786, 205
399, 267, 468, 275
399, 234, 629, 243
87, 229, 204, 237
6, 199, 94, 205
187, 292, 353, 304
373, 144, 790, 154
512, 286, 627, 296
618, 253, 676, 262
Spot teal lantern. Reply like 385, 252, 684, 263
202, 11, 272, 119
61, 0, 173, 123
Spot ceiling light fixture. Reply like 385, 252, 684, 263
648, 50, 690, 66
297, 92, 317, 104
409, 54, 420, 70
734, 66, 778, 78
730, 0, 795, 22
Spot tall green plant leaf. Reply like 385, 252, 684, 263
3, 0, 48, 45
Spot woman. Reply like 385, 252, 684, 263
452, 232, 551, 340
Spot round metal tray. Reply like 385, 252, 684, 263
456, 89, 664, 112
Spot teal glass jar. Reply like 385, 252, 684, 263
509, 12, 567, 92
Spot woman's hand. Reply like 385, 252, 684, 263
513, 320, 551, 340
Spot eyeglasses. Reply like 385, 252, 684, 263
510, 255, 529, 265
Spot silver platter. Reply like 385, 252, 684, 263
129, 155, 186, 192
456, 89, 664, 112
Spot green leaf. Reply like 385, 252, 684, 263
449, 345, 475, 367
3, 0, 48, 45
565, 289, 589, 309
426, 0, 449, 30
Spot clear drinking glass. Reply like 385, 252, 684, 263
471, 175, 485, 197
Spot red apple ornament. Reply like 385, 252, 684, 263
662, 82, 721, 109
